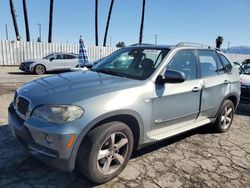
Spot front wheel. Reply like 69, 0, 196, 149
34, 64, 46, 75
214, 100, 235, 133
77, 122, 134, 184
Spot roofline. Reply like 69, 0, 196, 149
129, 42, 221, 51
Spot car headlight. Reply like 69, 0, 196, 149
32, 105, 84, 124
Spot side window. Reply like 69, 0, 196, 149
198, 50, 220, 77
219, 54, 232, 73
64, 54, 76, 59
54, 54, 64, 59
166, 50, 197, 80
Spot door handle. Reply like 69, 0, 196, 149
224, 80, 230, 84
192, 87, 201, 92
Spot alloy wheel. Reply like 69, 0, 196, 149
97, 132, 129, 175
221, 105, 233, 129
35, 65, 45, 74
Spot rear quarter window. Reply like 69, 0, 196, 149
218, 54, 232, 73
198, 50, 220, 77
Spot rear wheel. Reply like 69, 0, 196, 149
214, 100, 235, 132
77, 122, 134, 184
34, 64, 46, 75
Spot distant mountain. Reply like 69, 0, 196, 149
223, 46, 250, 54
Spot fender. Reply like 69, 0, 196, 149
67, 109, 144, 171
214, 92, 239, 120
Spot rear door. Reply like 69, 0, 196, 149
63, 54, 78, 69
197, 50, 230, 120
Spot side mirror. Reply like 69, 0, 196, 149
50, 57, 54, 61
156, 69, 185, 84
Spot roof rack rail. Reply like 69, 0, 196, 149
176, 42, 214, 49
129, 43, 153, 46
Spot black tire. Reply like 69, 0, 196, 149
214, 100, 235, 133
34, 64, 46, 75
77, 121, 134, 184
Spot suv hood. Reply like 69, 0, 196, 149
22, 59, 39, 63
17, 71, 142, 104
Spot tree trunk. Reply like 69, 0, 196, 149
48, 0, 54, 43
103, 0, 114, 46
139, 0, 146, 44
22, 0, 30, 41
9, 0, 20, 41
95, 0, 99, 46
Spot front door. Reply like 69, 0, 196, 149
151, 49, 201, 137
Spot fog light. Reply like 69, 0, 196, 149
45, 134, 53, 144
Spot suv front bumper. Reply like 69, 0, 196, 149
8, 104, 78, 171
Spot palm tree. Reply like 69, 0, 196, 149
95, 0, 99, 46
22, 0, 30, 41
139, 0, 146, 44
48, 0, 54, 43
103, 0, 115, 46
9, 0, 20, 41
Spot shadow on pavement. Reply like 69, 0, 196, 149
8, 71, 34, 75
132, 123, 212, 159
0, 124, 95, 188
8, 70, 70, 75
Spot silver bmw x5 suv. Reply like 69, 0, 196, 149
8, 43, 240, 183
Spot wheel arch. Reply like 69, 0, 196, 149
69, 110, 144, 171
214, 93, 239, 120
225, 93, 239, 109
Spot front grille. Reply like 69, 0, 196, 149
19, 63, 25, 69
17, 97, 30, 116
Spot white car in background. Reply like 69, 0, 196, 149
19, 53, 79, 74
240, 60, 250, 102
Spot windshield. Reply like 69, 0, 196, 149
92, 47, 170, 80
241, 63, 250, 75
43, 53, 55, 59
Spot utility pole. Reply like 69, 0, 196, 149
37, 23, 42, 42
227, 41, 230, 53
110, 35, 112, 47
155, 34, 158, 45
5, 24, 9, 40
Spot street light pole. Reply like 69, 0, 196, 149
37, 23, 42, 42
5, 24, 8, 40
155, 34, 158, 45
227, 41, 230, 53
110, 35, 112, 47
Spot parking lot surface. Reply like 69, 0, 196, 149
0, 67, 250, 188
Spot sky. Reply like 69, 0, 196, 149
0, 0, 250, 48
